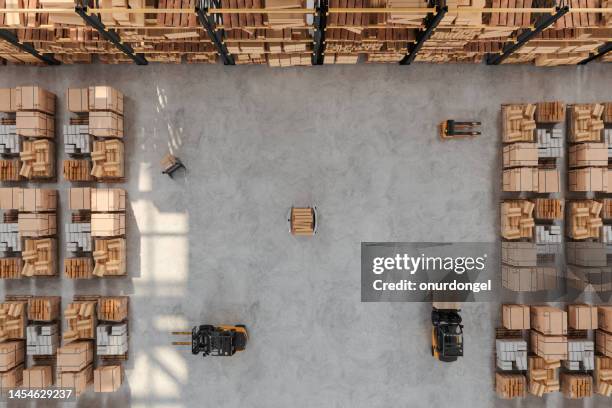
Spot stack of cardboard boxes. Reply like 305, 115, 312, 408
0, 88, 20, 181
495, 305, 529, 399
0, 188, 57, 278
64, 86, 124, 181
596, 306, 612, 397
56, 341, 94, 396
0, 340, 24, 390
15, 87, 56, 180
529, 306, 567, 396
64, 187, 127, 278
569, 142, 610, 192
96, 296, 128, 358
26, 296, 61, 357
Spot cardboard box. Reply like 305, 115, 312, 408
57, 365, 92, 396
23, 365, 53, 388
17, 188, 57, 212
15, 86, 55, 114
503, 167, 538, 192
88, 86, 123, 114
57, 341, 93, 372
69, 187, 92, 210
569, 304, 598, 330
91, 188, 126, 212
0, 88, 17, 112
0, 364, 23, 390
16, 111, 55, 138
0, 341, 25, 371
0, 187, 21, 210
94, 365, 122, 392
569, 167, 608, 192
569, 143, 608, 167
91, 213, 125, 237
599, 306, 612, 332
596, 330, 612, 358
537, 168, 560, 193
531, 306, 568, 335
503, 143, 538, 168
67, 88, 89, 113
531, 330, 568, 360
18, 213, 57, 237
502, 304, 530, 330
89, 111, 124, 138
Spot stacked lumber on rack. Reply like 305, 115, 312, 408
485, 0, 531, 27
567, 200, 602, 240
387, 0, 428, 26
556, 0, 603, 29
63, 302, 96, 342
220, 0, 266, 29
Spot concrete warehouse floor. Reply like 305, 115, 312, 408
0, 63, 611, 408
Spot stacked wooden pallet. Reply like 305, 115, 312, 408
98, 297, 128, 322
0, 257, 21, 278
596, 355, 612, 396
290, 207, 315, 235
92, 238, 126, 277
21, 238, 56, 277
534, 198, 563, 220
569, 104, 605, 142
562, 373, 593, 398
535, 102, 565, 123
27, 296, 60, 321
496, 372, 527, 398
0, 301, 26, 341
502, 104, 536, 142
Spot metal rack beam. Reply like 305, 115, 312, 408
486, 5, 569, 65
0, 29, 60, 65
195, 6, 235, 65
75, 5, 148, 65
399, 1, 447, 65
578, 42, 612, 65
312, 0, 329, 65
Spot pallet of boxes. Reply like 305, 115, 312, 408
64, 187, 127, 279
562, 304, 597, 399
565, 200, 610, 292
0, 87, 55, 181
495, 304, 529, 399
95, 296, 128, 392
597, 305, 612, 397
528, 306, 567, 397
0, 188, 57, 279
568, 104, 609, 193
0, 298, 26, 391
22, 296, 61, 389
0, 88, 20, 181
63, 87, 124, 182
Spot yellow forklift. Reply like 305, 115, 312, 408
431, 306, 463, 362
172, 325, 248, 357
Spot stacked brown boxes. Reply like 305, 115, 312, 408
0, 88, 20, 181
527, 306, 567, 395
22, 365, 52, 388
94, 365, 123, 392
597, 306, 612, 359
0, 340, 24, 390
89, 87, 124, 180
495, 305, 529, 399
568, 143, 610, 192
90, 188, 127, 276
15, 87, 56, 180
56, 341, 93, 396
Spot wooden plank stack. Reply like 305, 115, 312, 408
97, 297, 128, 322
64, 257, 94, 279
496, 372, 526, 398
502, 104, 536, 143
63, 302, 96, 342
93, 238, 126, 277
562, 373, 593, 398
569, 104, 605, 142
567, 200, 602, 240
535, 102, 565, 123
534, 199, 563, 220
0, 301, 27, 341
596, 355, 612, 396
27, 296, 60, 321
21, 238, 56, 277
501, 200, 534, 240
290, 207, 315, 235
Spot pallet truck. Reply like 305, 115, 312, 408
172, 324, 248, 357
439, 120, 481, 140
431, 305, 463, 362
